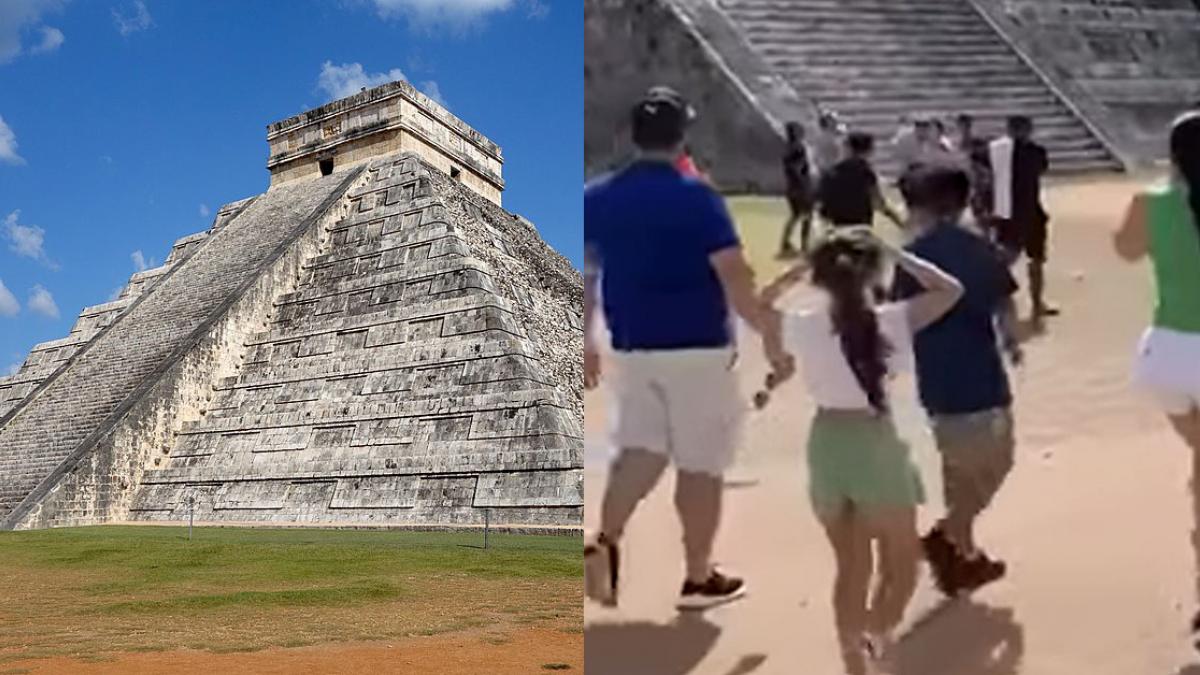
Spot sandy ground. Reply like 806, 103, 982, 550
584, 175, 1200, 674
1, 627, 580, 674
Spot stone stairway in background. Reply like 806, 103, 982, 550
0, 173, 358, 528
0, 201, 252, 419
717, 0, 1122, 174
128, 154, 583, 527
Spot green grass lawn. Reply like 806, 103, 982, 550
0, 526, 581, 662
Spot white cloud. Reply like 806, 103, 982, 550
0, 0, 66, 64
3, 210, 56, 268
27, 284, 58, 319
30, 26, 63, 54
199, 203, 210, 218
0, 278, 18, 317
420, 80, 447, 107
112, 0, 153, 37
131, 249, 158, 272
0, 115, 23, 166
367, 0, 549, 27
317, 61, 407, 101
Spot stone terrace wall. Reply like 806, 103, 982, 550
972, 0, 1200, 163
0, 172, 360, 529
0, 200, 253, 419
128, 153, 582, 527
585, 0, 809, 193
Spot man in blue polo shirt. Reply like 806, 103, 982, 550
892, 165, 1023, 596
583, 87, 792, 610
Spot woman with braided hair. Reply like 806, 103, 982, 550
783, 227, 962, 674
1115, 111, 1200, 648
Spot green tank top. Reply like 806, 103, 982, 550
1148, 184, 1200, 333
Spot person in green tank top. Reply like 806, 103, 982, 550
1115, 110, 1200, 650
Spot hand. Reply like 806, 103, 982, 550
765, 344, 796, 385
585, 347, 602, 390
1007, 344, 1024, 368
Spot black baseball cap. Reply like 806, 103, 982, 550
631, 86, 695, 150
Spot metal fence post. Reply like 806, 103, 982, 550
484, 508, 490, 550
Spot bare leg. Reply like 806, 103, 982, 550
819, 505, 873, 675
863, 507, 921, 636
1168, 410, 1200, 608
800, 213, 814, 253
780, 214, 799, 253
675, 468, 723, 583
1028, 259, 1044, 314
600, 447, 669, 541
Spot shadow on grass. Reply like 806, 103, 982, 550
585, 613, 767, 675
89, 581, 405, 615
893, 599, 1024, 675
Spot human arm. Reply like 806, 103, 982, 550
871, 183, 906, 230
996, 295, 1023, 366
583, 243, 602, 390
1114, 192, 1149, 262
875, 235, 964, 332
710, 247, 793, 380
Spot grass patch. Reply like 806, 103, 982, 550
0, 525, 581, 663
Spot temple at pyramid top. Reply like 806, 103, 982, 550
266, 79, 505, 205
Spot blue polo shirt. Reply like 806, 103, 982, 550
892, 223, 1018, 415
585, 161, 739, 351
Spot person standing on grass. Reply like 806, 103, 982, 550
780, 121, 817, 257
784, 226, 962, 675
891, 164, 1023, 597
582, 86, 794, 611
817, 132, 905, 231
990, 115, 1058, 317
1115, 111, 1200, 650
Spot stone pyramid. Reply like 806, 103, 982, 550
0, 81, 583, 530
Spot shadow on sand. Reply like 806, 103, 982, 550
585, 612, 767, 675
1173, 663, 1200, 675
892, 599, 1024, 675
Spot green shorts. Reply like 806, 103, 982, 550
807, 409, 925, 515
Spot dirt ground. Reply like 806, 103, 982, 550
585, 174, 1200, 674
0, 627, 580, 674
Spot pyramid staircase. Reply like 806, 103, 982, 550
717, 0, 1122, 175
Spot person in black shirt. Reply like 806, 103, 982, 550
780, 122, 816, 257
817, 132, 904, 229
992, 115, 1057, 317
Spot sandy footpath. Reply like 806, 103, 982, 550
584, 176, 1200, 674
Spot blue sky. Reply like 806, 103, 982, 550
0, 0, 581, 376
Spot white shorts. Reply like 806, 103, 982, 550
607, 348, 745, 476
1134, 327, 1200, 416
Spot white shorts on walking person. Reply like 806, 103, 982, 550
1114, 110, 1200, 651
582, 86, 793, 612
607, 348, 744, 477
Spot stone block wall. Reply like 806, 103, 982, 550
585, 0, 804, 192
0, 199, 254, 421
972, 0, 1200, 163
0, 172, 360, 529
127, 153, 582, 528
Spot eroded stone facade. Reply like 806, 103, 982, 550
0, 82, 581, 530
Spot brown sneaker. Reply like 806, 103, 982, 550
677, 569, 746, 610
584, 534, 619, 607
958, 552, 1007, 593
921, 527, 962, 596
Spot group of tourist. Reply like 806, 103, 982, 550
582, 85, 1200, 674
780, 108, 1058, 318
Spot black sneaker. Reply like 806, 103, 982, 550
584, 534, 619, 607
921, 527, 961, 596
958, 552, 1006, 593
677, 569, 746, 610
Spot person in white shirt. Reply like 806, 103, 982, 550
781, 200, 963, 673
